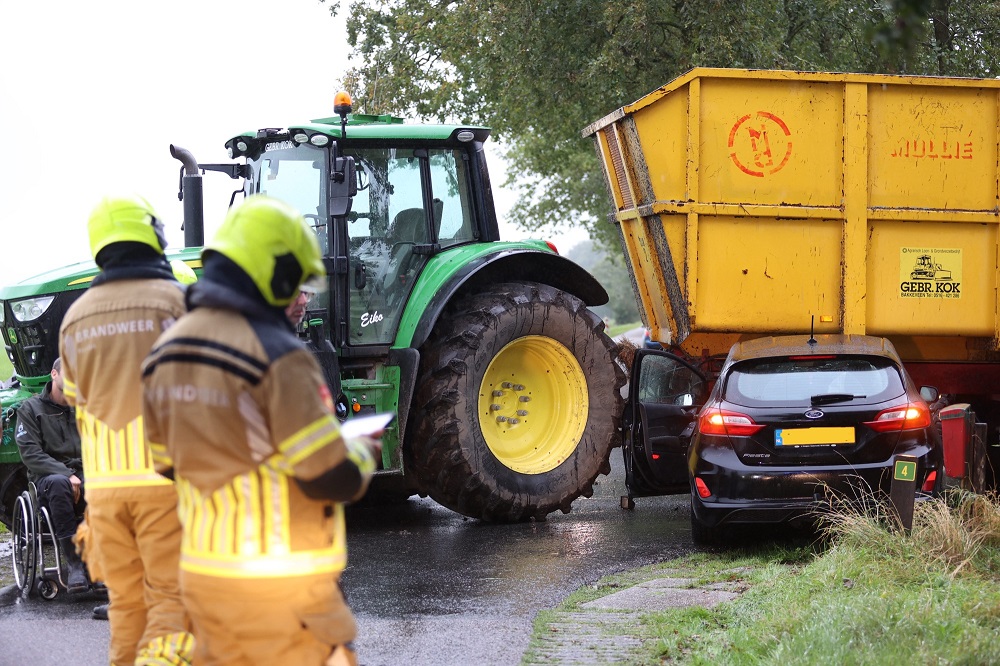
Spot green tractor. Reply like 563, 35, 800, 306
0, 102, 625, 524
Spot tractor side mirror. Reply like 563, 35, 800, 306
330, 154, 357, 217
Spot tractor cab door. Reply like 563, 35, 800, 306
623, 349, 709, 498
340, 147, 478, 348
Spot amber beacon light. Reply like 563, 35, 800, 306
334, 91, 353, 136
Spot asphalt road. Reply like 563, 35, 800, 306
0, 447, 693, 666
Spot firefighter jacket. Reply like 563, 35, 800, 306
141, 263, 376, 580
14, 382, 82, 483
59, 259, 186, 494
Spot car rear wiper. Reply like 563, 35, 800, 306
810, 393, 866, 405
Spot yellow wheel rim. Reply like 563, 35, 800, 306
478, 335, 588, 474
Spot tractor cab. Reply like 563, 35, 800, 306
186, 104, 494, 363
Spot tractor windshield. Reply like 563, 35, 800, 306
243, 142, 479, 348
250, 143, 329, 254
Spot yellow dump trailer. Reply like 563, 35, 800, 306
584, 67, 1000, 395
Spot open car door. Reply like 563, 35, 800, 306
622, 349, 709, 505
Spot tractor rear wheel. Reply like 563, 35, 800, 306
409, 282, 625, 522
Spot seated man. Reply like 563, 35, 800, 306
15, 357, 89, 593
285, 283, 315, 330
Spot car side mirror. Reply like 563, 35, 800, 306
675, 393, 694, 406
919, 386, 939, 403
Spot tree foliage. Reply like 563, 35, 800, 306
567, 240, 642, 326
325, 0, 1000, 248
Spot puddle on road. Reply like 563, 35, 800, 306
0, 531, 13, 588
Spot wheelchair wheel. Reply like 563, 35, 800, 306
37, 579, 58, 600
36, 505, 61, 600
11, 492, 36, 596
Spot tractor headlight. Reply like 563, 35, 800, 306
10, 295, 54, 322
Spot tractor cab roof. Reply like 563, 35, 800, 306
227, 114, 491, 154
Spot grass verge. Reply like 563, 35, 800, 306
527, 491, 1000, 665
608, 321, 640, 338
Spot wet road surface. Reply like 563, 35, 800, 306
0, 452, 695, 665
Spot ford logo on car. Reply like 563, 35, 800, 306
804, 409, 824, 419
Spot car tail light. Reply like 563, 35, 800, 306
699, 407, 766, 436
922, 470, 937, 492
865, 402, 931, 432
694, 477, 712, 498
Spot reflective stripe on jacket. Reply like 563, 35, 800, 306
59, 277, 185, 493
175, 468, 347, 579
142, 284, 372, 580
74, 408, 171, 489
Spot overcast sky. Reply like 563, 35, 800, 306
0, 0, 586, 284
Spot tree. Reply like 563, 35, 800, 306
324, 0, 1000, 249
564, 239, 640, 326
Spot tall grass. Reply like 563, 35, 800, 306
821, 489, 1000, 580
676, 492, 1000, 664
575, 491, 1000, 665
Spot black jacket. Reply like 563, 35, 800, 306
15, 383, 82, 482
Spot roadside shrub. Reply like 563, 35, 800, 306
820, 488, 1000, 581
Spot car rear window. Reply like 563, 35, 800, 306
723, 355, 906, 408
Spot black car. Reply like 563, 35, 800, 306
621, 334, 942, 544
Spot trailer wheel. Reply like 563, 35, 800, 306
409, 282, 624, 522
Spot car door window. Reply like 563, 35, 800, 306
637, 353, 708, 406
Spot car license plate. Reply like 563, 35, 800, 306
775, 427, 855, 446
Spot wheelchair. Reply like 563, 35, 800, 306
10, 482, 70, 599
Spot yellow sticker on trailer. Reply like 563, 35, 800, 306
775, 427, 855, 446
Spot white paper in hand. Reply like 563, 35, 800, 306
339, 413, 394, 439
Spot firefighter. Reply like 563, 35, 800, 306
89, 257, 198, 625
141, 194, 381, 666
59, 195, 194, 665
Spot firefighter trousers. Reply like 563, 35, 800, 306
85, 485, 194, 665
181, 569, 358, 665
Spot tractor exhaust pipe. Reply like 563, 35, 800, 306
170, 144, 205, 248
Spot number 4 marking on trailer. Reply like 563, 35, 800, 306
894, 460, 916, 481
